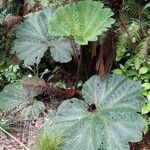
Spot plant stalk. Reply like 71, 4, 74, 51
75, 46, 83, 89
69, 38, 79, 64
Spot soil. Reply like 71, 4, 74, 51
130, 132, 150, 150
0, 119, 39, 150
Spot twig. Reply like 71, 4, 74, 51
0, 126, 30, 150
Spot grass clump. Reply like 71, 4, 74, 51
35, 129, 62, 150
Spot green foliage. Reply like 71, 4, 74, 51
0, 26, 22, 89
115, 1, 150, 121
144, 3, 150, 10
49, 75, 145, 150
113, 46, 150, 128
0, 82, 29, 112
0, 64, 21, 82
1, 1, 150, 148
122, 0, 150, 20
116, 21, 141, 61
0, 64, 21, 90
27, 0, 68, 7
0, 77, 45, 118
49, 1, 115, 45
0, 117, 16, 136
50, 37, 73, 63
142, 82, 150, 114
14, 8, 73, 65
14, 9, 53, 66
34, 128, 62, 150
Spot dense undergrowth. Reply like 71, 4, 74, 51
0, 0, 150, 150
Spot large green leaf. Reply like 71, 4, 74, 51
50, 75, 145, 150
0, 77, 45, 118
20, 100, 45, 118
0, 82, 29, 112
50, 38, 73, 63
14, 8, 73, 65
49, 1, 115, 45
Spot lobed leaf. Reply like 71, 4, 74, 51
0, 77, 45, 118
0, 82, 29, 112
14, 8, 73, 65
49, 1, 115, 45
50, 74, 145, 150
20, 100, 45, 118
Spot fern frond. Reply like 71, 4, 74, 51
116, 21, 141, 61
116, 32, 128, 61
138, 36, 150, 63
122, 0, 138, 17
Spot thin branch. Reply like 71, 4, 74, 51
0, 126, 30, 150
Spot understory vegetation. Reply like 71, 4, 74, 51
0, 0, 150, 150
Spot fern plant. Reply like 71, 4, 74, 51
47, 74, 145, 150
116, 21, 143, 61
115, 0, 150, 122
114, 23, 150, 131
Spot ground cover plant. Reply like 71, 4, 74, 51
0, 0, 150, 150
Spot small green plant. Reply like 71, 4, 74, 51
0, 64, 21, 82
113, 60, 150, 117
0, 63, 22, 90
34, 127, 62, 150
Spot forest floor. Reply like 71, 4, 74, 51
0, 110, 150, 150
0, 124, 150, 150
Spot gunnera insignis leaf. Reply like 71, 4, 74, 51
49, 74, 145, 150
14, 8, 73, 65
0, 78, 45, 118
49, 1, 115, 45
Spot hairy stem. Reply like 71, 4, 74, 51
75, 46, 83, 88
69, 38, 79, 64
